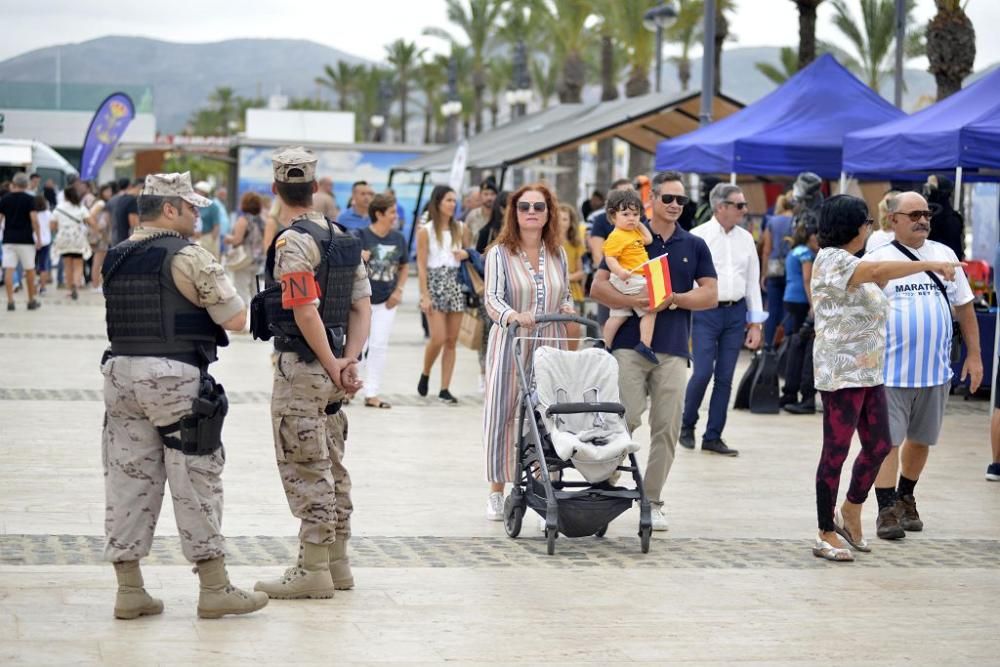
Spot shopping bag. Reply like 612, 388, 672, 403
458, 309, 484, 350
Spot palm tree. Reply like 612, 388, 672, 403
486, 59, 512, 128
355, 66, 394, 142
610, 2, 659, 177
530, 58, 559, 109
208, 86, 239, 134
315, 62, 363, 111
666, 0, 704, 91
755, 46, 801, 84
926, 0, 976, 100
827, 0, 925, 92
711, 1, 737, 94
593, 0, 622, 190
385, 39, 425, 143
791, 0, 826, 69
424, 0, 504, 135
415, 57, 447, 144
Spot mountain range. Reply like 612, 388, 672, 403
0, 36, 994, 135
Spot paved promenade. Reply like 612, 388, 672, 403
1, 282, 998, 664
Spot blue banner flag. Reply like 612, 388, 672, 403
80, 92, 135, 180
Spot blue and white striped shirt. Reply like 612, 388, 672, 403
863, 241, 973, 388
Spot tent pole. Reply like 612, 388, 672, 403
498, 165, 508, 191
729, 172, 736, 185
954, 166, 963, 210
387, 168, 396, 188
839, 171, 848, 193
408, 171, 430, 253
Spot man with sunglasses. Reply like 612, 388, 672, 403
862, 190, 981, 540
682, 184, 766, 457
590, 171, 718, 531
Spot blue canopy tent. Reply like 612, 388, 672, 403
654, 54, 904, 179
843, 65, 1000, 178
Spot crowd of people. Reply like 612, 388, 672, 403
3, 148, 999, 621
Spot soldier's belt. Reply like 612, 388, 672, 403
324, 402, 341, 415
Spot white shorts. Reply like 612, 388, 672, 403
2, 244, 36, 271
608, 273, 648, 318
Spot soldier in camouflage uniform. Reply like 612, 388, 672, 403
254, 147, 371, 599
101, 172, 267, 620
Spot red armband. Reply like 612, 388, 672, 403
280, 271, 321, 308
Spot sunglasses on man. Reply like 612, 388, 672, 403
516, 201, 547, 212
722, 200, 748, 210
892, 210, 932, 222
659, 194, 690, 206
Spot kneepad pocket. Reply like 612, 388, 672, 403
272, 415, 330, 463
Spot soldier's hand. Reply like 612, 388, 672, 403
328, 358, 357, 390
340, 362, 363, 394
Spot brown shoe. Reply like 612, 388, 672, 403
876, 505, 905, 540
895, 494, 923, 532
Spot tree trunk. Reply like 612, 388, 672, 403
399, 82, 408, 144
713, 11, 728, 94
795, 0, 820, 70
926, 6, 976, 101
625, 68, 652, 179
473, 68, 486, 135
424, 110, 433, 144
556, 51, 586, 207
596, 34, 619, 194
678, 57, 691, 91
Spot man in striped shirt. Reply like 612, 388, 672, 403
863, 191, 982, 540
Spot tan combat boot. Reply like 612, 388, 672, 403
113, 560, 164, 620
195, 557, 268, 619
253, 542, 335, 599
330, 537, 354, 590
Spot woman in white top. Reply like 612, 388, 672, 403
415, 185, 468, 404
33, 195, 53, 294
51, 186, 93, 300
865, 190, 898, 254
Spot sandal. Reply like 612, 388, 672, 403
364, 398, 392, 409
812, 538, 854, 562
834, 510, 871, 552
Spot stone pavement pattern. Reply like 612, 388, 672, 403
1, 284, 998, 664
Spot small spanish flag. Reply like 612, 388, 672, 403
642, 253, 672, 309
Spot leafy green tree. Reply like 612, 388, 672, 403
926, 0, 975, 100
666, 0, 704, 92
354, 66, 395, 142
825, 0, 925, 92
755, 46, 802, 84
386, 39, 425, 142
315, 62, 364, 111
530, 58, 559, 109
415, 57, 448, 143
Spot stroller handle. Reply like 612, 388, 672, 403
506, 313, 599, 337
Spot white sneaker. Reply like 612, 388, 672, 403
650, 507, 669, 532
486, 492, 504, 521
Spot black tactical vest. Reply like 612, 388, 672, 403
263, 217, 361, 357
102, 233, 227, 365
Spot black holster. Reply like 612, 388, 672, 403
157, 373, 228, 455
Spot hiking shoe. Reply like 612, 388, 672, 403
26, 300, 40, 310
702, 438, 739, 457
486, 492, 503, 521
197, 557, 268, 617
329, 538, 354, 590
417, 373, 429, 396
895, 494, 923, 532
633, 342, 660, 365
253, 543, 334, 600
650, 507, 669, 532
438, 389, 458, 405
987, 463, 1000, 481
679, 428, 695, 450
6, 303, 13, 311
876, 505, 906, 540
112, 561, 164, 620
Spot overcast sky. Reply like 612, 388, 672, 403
2, 0, 999, 70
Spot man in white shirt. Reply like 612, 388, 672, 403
681, 184, 765, 456
863, 191, 982, 540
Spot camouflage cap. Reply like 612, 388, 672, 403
272, 146, 317, 183
142, 172, 211, 207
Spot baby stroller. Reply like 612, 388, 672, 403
502, 314, 653, 555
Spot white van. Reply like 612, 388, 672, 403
0, 139, 78, 188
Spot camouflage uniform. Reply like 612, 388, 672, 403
103, 227, 245, 564
271, 212, 371, 545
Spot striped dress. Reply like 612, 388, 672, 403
483, 243, 571, 483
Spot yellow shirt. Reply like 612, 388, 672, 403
603, 228, 649, 272
562, 240, 586, 303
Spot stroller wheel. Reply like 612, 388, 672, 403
594, 524, 609, 538
503, 494, 523, 538
639, 525, 652, 554
545, 527, 557, 555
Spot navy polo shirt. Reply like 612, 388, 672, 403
604, 224, 716, 360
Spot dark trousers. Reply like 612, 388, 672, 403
763, 276, 786, 346
781, 302, 814, 402
683, 301, 747, 441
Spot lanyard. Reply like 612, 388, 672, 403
518, 247, 546, 315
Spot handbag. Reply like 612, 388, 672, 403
891, 241, 962, 364
457, 309, 484, 350
224, 244, 253, 272
464, 259, 485, 297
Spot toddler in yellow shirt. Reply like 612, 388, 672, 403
602, 189, 658, 365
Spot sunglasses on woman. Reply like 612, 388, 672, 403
660, 194, 690, 206
516, 201, 547, 212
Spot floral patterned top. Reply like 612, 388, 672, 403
811, 247, 888, 391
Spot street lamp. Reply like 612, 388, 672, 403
643, 2, 678, 93
441, 56, 463, 142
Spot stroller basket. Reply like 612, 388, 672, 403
528, 479, 634, 538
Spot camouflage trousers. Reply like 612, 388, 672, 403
101, 356, 226, 563
272, 352, 352, 545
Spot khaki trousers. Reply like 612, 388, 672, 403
614, 350, 688, 507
